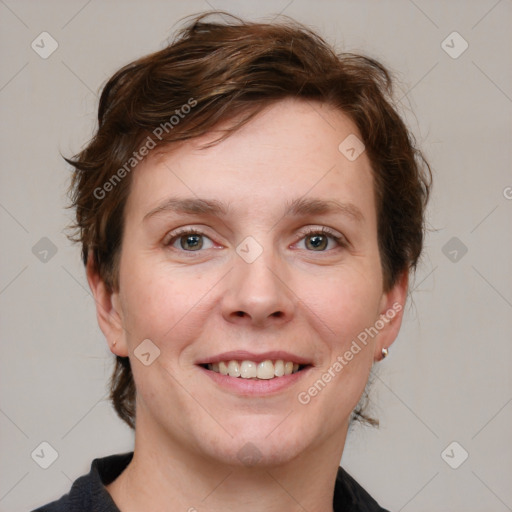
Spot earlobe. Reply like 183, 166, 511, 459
374, 270, 408, 362
85, 254, 128, 357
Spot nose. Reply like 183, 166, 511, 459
221, 249, 295, 328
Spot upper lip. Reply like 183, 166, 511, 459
196, 350, 312, 365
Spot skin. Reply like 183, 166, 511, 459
88, 98, 407, 512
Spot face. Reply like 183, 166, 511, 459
92, 98, 406, 467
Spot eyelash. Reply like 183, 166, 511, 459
164, 226, 347, 253
296, 226, 346, 250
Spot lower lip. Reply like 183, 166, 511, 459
198, 365, 312, 396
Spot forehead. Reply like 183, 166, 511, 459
126, 99, 376, 222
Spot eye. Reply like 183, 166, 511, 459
164, 227, 345, 253
296, 227, 346, 251
164, 228, 215, 251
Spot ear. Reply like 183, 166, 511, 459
86, 253, 129, 357
373, 270, 408, 362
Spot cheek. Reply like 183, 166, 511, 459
119, 258, 204, 344
298, 262, 383, 344
296, 273, 379, 419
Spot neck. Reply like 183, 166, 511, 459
106, 416, 348, 512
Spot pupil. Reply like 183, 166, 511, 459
308, 235, 326, 250
182, 234, 202, 250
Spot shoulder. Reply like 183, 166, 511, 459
333, 466, 391, 512
32, 452, 133, 512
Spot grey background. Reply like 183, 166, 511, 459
1, 1, 511, 510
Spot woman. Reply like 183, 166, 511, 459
34, 11, 430, 512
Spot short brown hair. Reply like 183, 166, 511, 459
66, 12, 431, 429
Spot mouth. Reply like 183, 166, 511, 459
196, 350, 313, 386
199, 360, 310, 380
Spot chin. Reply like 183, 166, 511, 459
200, 424, 312, 469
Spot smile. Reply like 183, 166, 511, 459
204, 360, 306, 379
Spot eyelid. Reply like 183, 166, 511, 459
294, 226, 348, 249
296, 225, 342, 238
163, 226, 217, 249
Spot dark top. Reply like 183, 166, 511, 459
33, 452, 390, 511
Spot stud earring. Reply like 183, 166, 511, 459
113, 339, 117, 347
381, 347, 388, 359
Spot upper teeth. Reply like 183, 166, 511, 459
207, 360, 301, 379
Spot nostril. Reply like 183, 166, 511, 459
235, 311, 245, 317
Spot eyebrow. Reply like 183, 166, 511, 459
283, 197, 364, 223
143, 196, 364, 223
143, 197, 229, 221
